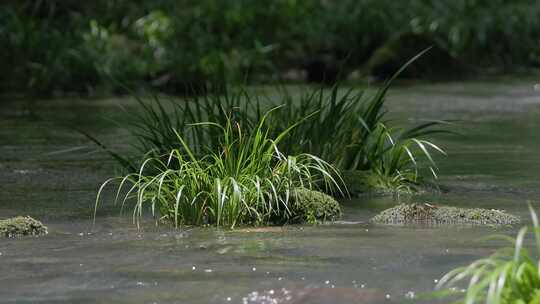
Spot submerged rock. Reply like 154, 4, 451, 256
366, 32, 467, 79
0, 216, 48, 238
371, 203, 520, 226
289, 188, 341, 224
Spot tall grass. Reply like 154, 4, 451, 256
125, 88, 264, 161
90, 53, 448, 192
436, 204, 540, 304
274, 51, 448, 189
272, 87, 447, 191
95, 109, 342, 228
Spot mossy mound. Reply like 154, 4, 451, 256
366, 32, 467, 79
371, 203, 520, 226
0, 216, 48, 238
289, 188, 342, 224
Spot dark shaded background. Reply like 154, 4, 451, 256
2, 0, 540, 97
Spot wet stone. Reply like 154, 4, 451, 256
371, 203, 520, 226
0, 216, 48, 238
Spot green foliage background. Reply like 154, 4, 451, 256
2, 0, 540, 95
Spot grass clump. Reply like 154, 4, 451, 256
271, 52, 449, 193
436, 204, 540, 303
124, 88, 267, 164
279, 86, 447, 193
96, 109, 343, 228
91, 53, 448, 194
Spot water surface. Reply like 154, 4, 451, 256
1, 78, 540, 303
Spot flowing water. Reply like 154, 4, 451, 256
2, 78, 540, 303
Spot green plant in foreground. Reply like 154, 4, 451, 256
436, 204, 540, 304
95, 109, 343, 228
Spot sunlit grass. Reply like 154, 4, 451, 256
95, 109, 343, 228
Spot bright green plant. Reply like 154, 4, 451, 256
436, 204, 540, 304
95, 109, 342, 228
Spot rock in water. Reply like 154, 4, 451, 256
366, 32, 467, 79
289, 188, 342, 224
0, 216, 48, 238
371, 203, 520, 226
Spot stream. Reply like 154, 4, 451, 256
2, 78, 540, 303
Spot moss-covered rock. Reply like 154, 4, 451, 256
371, 203, 520, 226
289, 188, 341, 224
0, 216, 48, 238
365, 32, 467, 79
